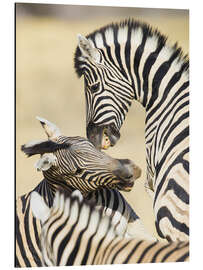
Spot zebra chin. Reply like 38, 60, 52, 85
86, 121, 120, 150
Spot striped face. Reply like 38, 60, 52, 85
76, 32, 135, 150
33, 136, 141, 194
22, 117, 141, 195
84, 62, 134, 150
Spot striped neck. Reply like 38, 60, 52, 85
42, 175, 74, 196
76, 20, 189, 110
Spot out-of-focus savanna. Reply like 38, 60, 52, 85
16, 4, 189, 240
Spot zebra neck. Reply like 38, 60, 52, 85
37, 178, 74, 206
142, 74, 189, 194
132, 48, 189, 111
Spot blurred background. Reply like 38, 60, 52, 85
16, 3, 189, 240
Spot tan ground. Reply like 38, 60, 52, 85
16, 8, 188, 240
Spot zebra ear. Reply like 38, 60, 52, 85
36, 116, 61, 140
77, 34, 101, 63
30, 191, 51, 223
34, 153, 57, 171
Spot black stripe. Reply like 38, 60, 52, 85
57, 222, 76, 265
146, 81, 189, 132
66, 226, 87, 265
50, 215, 69, 247
154, 147, 189, 208
151, 242, 171, 262
81, 231, 97, 265
15, 256, 20, 267
161, 111, 189, 151
156, 127, 189, 178
92, 234, 110, 264
142, 37, 166, 107
105, 189, 111, 208
145, 60, 188, 112
176, 252, 189, 262
33, 217, 41, 251
122, 240, 143, 264
15, 214, 31, 267
24, 201, 41, 265
124, 27, 136, 97
112, 190, 119, 211
161, 242, 188, 262
165, 178, 189, 204
156, 99, 189, 150
156, 206, 189, 237
111, 240, 131, 264
146, 48, 183, 111
133, 34, 147, 97
137, 241, 158, 263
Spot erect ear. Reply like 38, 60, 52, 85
34, 153, 57, 171
77, 34, 101, 63
36, 116, 61, 140
30, 191, 51, 223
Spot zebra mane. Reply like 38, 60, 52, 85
53, 189, 114, 231
74, 18, 189, 77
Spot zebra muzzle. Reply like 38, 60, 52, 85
112, 159, 142, 192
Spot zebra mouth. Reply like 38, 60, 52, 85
101, 130, 111, 150
86, 122, 120, 150
114, 181, 134, 192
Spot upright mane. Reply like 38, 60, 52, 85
74, 19, 189, 78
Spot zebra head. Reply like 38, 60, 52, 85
75, 29, 135, 150
21, 117, 141, 194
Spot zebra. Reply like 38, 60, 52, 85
74, 19, 189, 242
16, 116, 151, 267
30, 189, 189, 266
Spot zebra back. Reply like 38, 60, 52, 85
16, 180, 152, 267
30, 190, 189, 266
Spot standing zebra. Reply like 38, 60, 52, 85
30, 189, 189, 266
16, 116, 149, 267
74, 19, 189, 242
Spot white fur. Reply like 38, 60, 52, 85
34, 153, 57, 171
30, 191, 50, 223
95, 33, 104, 49
71, 190, 83, 202
104, 28, 114, 47
77, 34, 100, 63
117, 27, 128, 44
36, 116, 61, 139
131, 27, 143, 48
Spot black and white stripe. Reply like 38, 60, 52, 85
16, 182, 152, 266
30, 190, 189, 266
74, 19, 189, 241
16, 117, 144, 267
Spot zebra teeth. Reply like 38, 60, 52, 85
101, 132, 111, 150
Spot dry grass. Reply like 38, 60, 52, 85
16, 11, 188, 240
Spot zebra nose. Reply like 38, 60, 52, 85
113, 159, 142, 182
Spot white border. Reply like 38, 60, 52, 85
1, 0, 202, 269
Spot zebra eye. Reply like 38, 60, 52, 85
76, 168, 83, 175
90, 82, 100, 93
